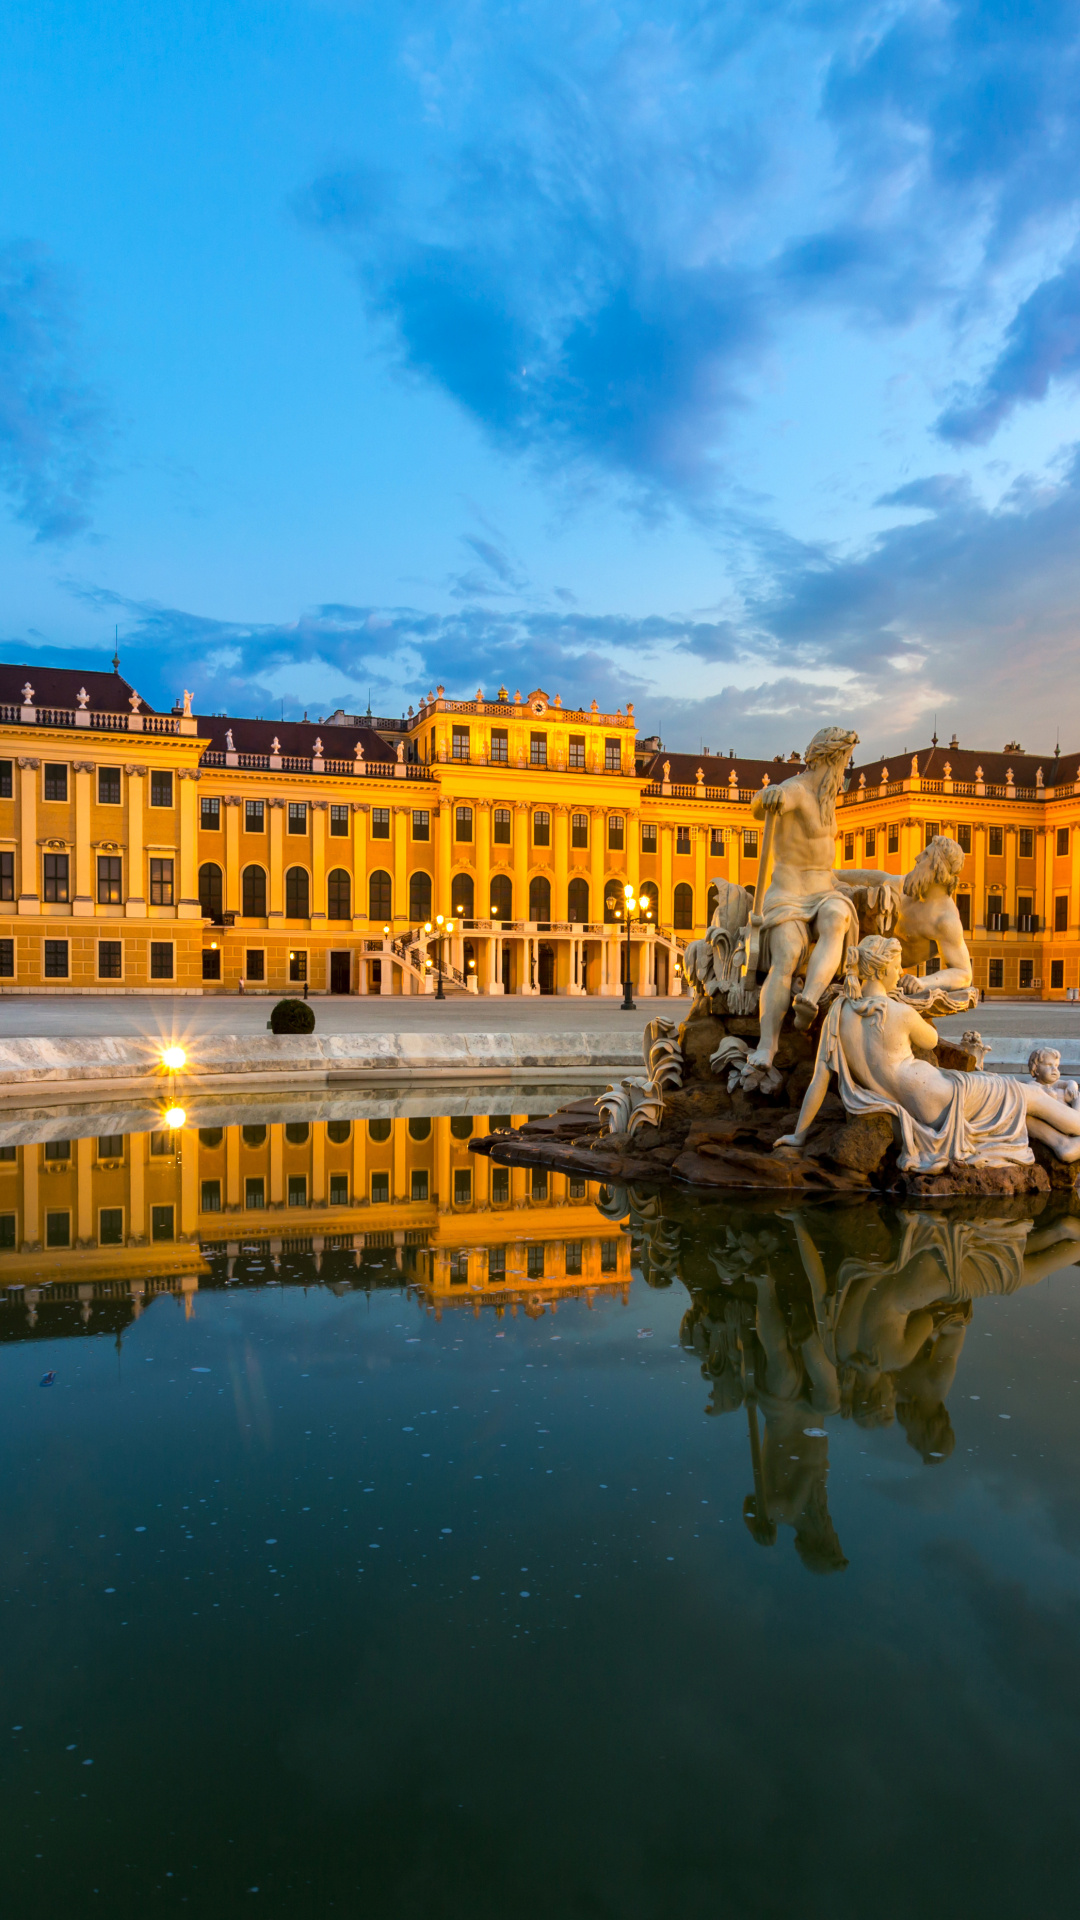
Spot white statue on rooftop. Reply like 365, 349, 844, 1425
129, 690, 142, 712
776, 936, 1080, 1172
225, 728, 235, 751
76, 686, 89, 709
396, 740, 405, 763
354, 740, 364, 761
21, 682, 34, 705
182, 690, 193, 717
313, 737, 323, 757
271, 735, 281, 754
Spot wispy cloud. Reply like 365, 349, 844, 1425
0, 240, 107, 541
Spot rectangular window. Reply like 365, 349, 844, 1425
289, 951, 307, 983
245, 800, 265, 832
98, 766, 121, 805
97, 1135, 124, 1159
43, 853, 69, 903
641, 822, 658, 853
412, 809, 430, 841
1017, 894, 1033, 920
201, 1180, 222, 1212
604, 737, 621, 772
371, 1170, 389, 1204
743, 830, 758, 858
371, 807, 390, 840
453, 1168, 472, 1206
245, 948, 265, 981
1058, 827, 1069, 857
452, 726, 470, 762
844, 834, 854, 860
245, 1177, 265, 1210
492, 1165, 510, 1205
288, 1174, 307, 1207
0, 851, 13, 900
1019, 959, 1034, 989
956, 823, 972, 853
956, 895, 971, 932
202, 949, 221, 981
1056, 895, 1069, 933
149, 858, 173, 906
329, 1173, 349, 1206
565, 1240, 583, 1275
1052, 959, 1065, 990
600, 1238, 618, 1273
608, 816, 624, 852
201, 796, 220, 830
568, 735, 586, 769
676, 826, 691, 856
46, 1210, 71, 1249
410, 1169, 429, 1201
0, 1213, 15, 1249
924, 821, 939, 846
490, 728, 508, 763
0, 938, 13, 978
531, 1167, 548, 1201
150, 1129, 178, 1157
988, 958, 1004, 988
97, 855, 122, 904
865, 828, 877, 858
97, 940, 122, 979
330, 804, 349, 837
150, 1205, 174, 1243
44, 1138, 70, 1162
99, 1208, 123, 1246
150, 942, 173, 980
527, 1244, 545, 1278
44, 939, 68, 978
709, 828, 724, 857
0, 760, 11, 798
288, 802, 308, 835
989, 825, 1004, 856
150, 771, 173, 808
887, 824, 899, 854
571, 812, 588, 848
493, 808, 511, 845
487, 1246, 506, 1282
1019, 827, 1034, 860
44, 764, 68, 802
455, 806, 473, 843
533, 810, 550, 847
449, 1251, 469, 1285
530, 732, 547, 766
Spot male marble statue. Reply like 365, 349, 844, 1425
742, 725, 861, 1075
841, 834, 977, 1013
776, 936, 1080, 1172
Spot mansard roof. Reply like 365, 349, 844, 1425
0, 662, 154, 715
638, 748, 803, 788
195, 713, 394, 761
847, 742, 1080, 787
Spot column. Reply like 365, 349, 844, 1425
436, 1116, 451, 1212
310, 802, 327, 924
694, 824, 707, 933
72, 763, 94, 916
180, 1139, 198, 1238
393, 805, 409, 925
392, 1119, 407, 1201
125, 767, 147, 916
128, 1132, 146, 1242
590, 808, 605, 933
473, 1116, 490, 1206
659, 822, 673, 927
225, 1126, 240, 1208
514, 803, 529, 922
627, 810, 640, 901
437, 803, 452, 917
553, 804, 569, 921
352, 1123, 366, 1203
224, 798, 241, 915
21, 1146, 39, 1250
1005, 824, 1018, 927
269, 1125, 284, 1206
76, 1136, 93, 1244
974, 825, 987, 934
311, 1124, 326, 1204
268, 801, 285, 920
177, 771, 201, 917
476, 800, 491, 934
17, 757, 39, 912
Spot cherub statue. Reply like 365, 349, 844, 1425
1028, 1047, 1080, 1108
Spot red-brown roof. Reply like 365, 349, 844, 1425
195, 714, 394, 761
0, 662, 154, 715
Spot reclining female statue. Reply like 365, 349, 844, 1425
774, 935, 1080, 1173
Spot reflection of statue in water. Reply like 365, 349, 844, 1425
675, 1197, 1080, 1572
777, 936, 1080, 1172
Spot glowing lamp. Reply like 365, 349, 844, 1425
164, 1106, 186, 1129
162, 1046, 186, 1071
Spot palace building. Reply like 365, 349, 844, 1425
0, 660, 1077, 999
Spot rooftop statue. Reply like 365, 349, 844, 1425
776, 935, 1080, 1173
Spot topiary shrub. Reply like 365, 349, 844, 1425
268, 997, 316, 1035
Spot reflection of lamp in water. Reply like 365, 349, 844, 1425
164, 1105, 186, 1129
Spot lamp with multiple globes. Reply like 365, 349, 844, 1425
604, 881, 654, 1011
428, 913, 455, 999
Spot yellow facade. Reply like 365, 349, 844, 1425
2, 671, 1078, 998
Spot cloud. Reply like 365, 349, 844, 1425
937, 254, 1080, 444
0, 240, 107, 541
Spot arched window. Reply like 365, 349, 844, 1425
567, 876, 589, 924
327, 1120, 351, 1144
369, 870, 392, 922
242, 865, 266, 917
198, 863, 223, 923
490, 874, 512, 920
327, 869, 350, 920
639, 880, 659, 923
368, 1118, 391, 1142
673, 882, 694, 930
285, 866, 309, 918
529, 875, 551, 922
452, 873, 474, 920
409, 871, 432, 923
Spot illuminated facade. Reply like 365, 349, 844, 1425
1, 663, 1077, 998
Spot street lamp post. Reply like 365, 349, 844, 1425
428, 914, 455, 999
605, 882, 653, 1011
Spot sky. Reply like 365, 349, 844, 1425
2, 0, 1080, 757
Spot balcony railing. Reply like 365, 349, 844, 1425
199, 751, 434, 778
0, 703, 180, 733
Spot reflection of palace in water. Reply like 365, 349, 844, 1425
0, 1113, 630, 1338
633, 1193, 1080, 1575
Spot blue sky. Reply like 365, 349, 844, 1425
3, 0, 1080, 755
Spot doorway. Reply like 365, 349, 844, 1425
329, 951, 351, 994
538, 942, 555, 994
